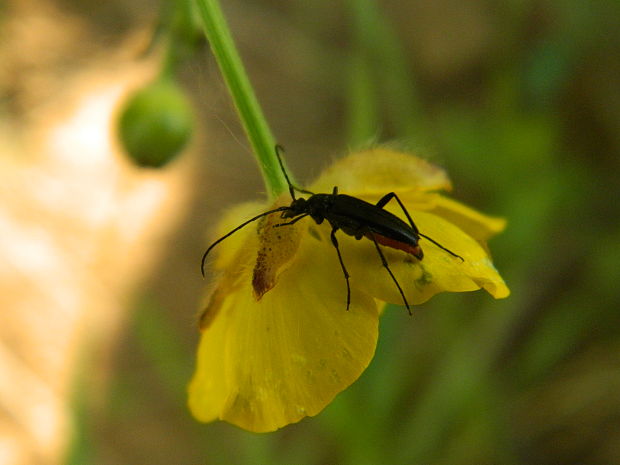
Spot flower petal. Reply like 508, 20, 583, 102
189, 234, 379, 432
252, 197, 302, 299
310, 148, 452, 195
327, 209, 509, 307
209, 201, 266, 270
418, 195, 507, 243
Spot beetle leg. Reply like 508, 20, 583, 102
366, 231, 412, 315
274, 213, 309, 227
417, 233, 464, 261
330, 228, 351, 311
376, 192, 419, 234
274, 144, 315, 198
377, 192, 463, 261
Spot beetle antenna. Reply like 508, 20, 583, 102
275, 144, 315, 199
275, 144, 296, 200
418, 233, 464, 262
201, 206, 290, 276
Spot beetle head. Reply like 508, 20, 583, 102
282, 197, 307, 218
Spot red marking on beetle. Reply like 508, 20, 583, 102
365, 232, 424, 260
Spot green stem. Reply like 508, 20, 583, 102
157, 0, 200, 80
194, 0, 287, 198
346, 0, 380, 146
347, 0, 428, 142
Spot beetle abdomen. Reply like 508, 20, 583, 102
364, 232, 424, 260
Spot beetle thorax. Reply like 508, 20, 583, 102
282, 195, 331, 224
304, 194, 333, 223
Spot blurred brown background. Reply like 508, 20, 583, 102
1, 0, 619, 464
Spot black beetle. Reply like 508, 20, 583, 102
201, 146, 463, 314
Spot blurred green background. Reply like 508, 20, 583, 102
4, 0, 619, 464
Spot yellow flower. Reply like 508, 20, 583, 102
188, 148, 509, 432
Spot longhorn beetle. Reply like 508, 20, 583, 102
201, 146, 463, 314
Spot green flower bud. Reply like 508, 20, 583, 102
118, 79, 193, 167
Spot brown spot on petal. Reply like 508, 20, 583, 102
252, 203, 303, 300
199, 284, 226, 330
252, 248, 271, 300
